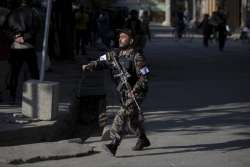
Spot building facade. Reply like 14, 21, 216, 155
169, 0, 247, 31
115, 0, 249, 30
192, 0, 247, 31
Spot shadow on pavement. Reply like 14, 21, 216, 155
117, 138, 250, 158
144, 102, 250, 135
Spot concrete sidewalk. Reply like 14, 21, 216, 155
0, 140, 94, 165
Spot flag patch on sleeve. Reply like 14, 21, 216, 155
140, 66, 150, 75
99, 54, 107, 61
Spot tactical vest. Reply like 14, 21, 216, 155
110, 49, 138, 89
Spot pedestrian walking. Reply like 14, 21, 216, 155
75, 6, 89, 55
97, 10, 113, 49
216, 7, 228, 51
82, 28, 151, 156
209, 11, 219, 42
112, 9, 126, 48
175, 8, 185, 39
198, 14, 212, 47
88, 10, 98, 48
141, 11, 151, 41
124, 10, 145, 53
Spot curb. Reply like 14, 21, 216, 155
0, 141, 95, 165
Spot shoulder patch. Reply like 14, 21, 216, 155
99, 54, 107, 61
140, 66, 150, 75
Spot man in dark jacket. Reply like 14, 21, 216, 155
124, 10, 145, 53
216, 7, 227, 51
199, 14, 212, 47
7, 0, 41, 103
82, 29, 151, 156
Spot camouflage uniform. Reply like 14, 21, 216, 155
89, 48, 149, 143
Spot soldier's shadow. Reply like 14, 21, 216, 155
116, 138, 250, 158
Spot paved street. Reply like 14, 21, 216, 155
4, 24, 250, 167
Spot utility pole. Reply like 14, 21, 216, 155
192, 0, 196, 21
40, 0, 52, 81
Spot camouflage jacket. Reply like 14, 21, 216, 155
89, 48, 150, 106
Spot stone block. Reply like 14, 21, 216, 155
22, 80, 59, 120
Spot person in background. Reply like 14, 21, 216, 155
216, 7, 227, 51
75, 5, 89, 56
97, 10, 113, 50
88, 10, 98, 48
112, 9, 126, 48
141, 11, 151, 41
209, 12, 217, 42
6, 0, 41, 103
199, 14, 212, 47
175, 8, 185, 39
124, 10, 145, 53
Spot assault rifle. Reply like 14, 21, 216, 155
107, 52, 141, 111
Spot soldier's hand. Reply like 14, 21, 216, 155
128, 90, 138, 98
82, 63, 95, 72
128, 90, 133, 98
15, 35, 24, 44
82, 64, 88, 71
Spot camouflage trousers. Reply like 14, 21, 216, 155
109, 102, 145, 142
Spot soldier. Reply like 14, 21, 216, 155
82, 28, 150, 156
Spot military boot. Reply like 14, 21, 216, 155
103, 139, 120, 156
132, 133, 151, 151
